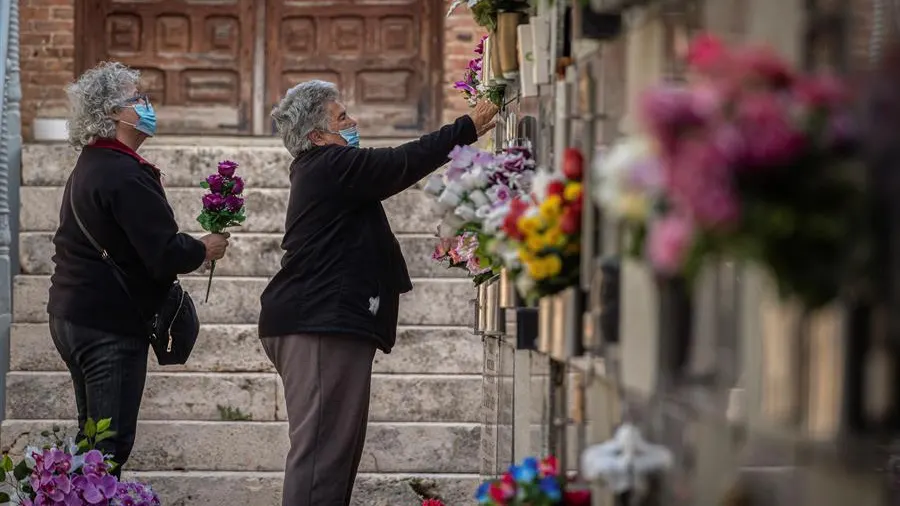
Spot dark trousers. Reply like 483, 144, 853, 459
49, 315, 149, 472
261, 333, 376, 506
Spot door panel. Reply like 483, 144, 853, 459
266, 0, 439, 137
87, 0, 256, 135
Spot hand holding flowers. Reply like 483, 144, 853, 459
197, 160, 247, 302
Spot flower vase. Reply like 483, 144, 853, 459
489, 31, 504, 83
497, 11, 524, 79
656, 275, 693, 380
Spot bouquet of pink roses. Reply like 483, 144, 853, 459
197, 160, 246, 301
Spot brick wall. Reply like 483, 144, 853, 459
441, 2, 487, 124
17, 0, 483, 140
19, 0, 75, 140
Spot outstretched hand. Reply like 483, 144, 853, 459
469, 100, 499, 137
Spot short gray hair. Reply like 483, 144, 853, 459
271, 80, 339, 157
66, 61, 140, 148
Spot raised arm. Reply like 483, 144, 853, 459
331, 101, 499, 201
110, 168, 208, 279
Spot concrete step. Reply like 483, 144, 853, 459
0, 420, 480, 473
19, 231, 460, 279
20, 186, 442, 234
5, 371, 482, 423
14, 275, 475, 326
120, 471, 478, 506
9, 323, 482, 374
22, 141, 416, 189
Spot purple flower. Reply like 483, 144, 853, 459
206, 174, 224, 193
217, 160, 238, 178
81, 450, 107, 477
112, 482, 161, 506
230, 176, 245, 195
202, 193, 226, 211
224, 195, 244, 212
74, 473, 118, 504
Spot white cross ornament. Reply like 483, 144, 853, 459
580, 423, 673, 497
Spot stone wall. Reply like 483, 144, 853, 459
16, 0, 483, 140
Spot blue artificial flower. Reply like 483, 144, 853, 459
475, 481, 491, 503
523, 457, 539, 472
539, 476, 562, 501
511, 462, 537, 483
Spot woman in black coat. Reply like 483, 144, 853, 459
47, 61, 230, 471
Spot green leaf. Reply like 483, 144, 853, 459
0, 455, 13, 473
13, 461, 29, 481
95, 431, 116, 443
77, 439, 90, 452
83, 418, 97, 438
96, 418, 111, 433
200, 181, 210, 189
0, 492, 10, 502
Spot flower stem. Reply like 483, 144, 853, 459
205, 260, 216, 303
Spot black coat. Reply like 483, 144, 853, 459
258, 115, 478, 352
48, 139, 207, 337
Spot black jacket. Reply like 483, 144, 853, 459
48, 139, 207, 337
258, 115, 479, 352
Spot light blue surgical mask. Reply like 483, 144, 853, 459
338, 126, 359, 147
130, 103, 157, 137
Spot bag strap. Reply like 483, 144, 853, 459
68, 184, 147, 322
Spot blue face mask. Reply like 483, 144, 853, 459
339, 126, 360, 148
123, 103, 157, 137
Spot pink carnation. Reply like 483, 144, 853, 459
648, 215, 695, 275
735, 92, 806, 168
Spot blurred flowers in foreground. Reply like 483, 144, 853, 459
592, 33, 864, 308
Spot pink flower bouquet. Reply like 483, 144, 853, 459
595, 34, 864, 308
197, 160, 247, 301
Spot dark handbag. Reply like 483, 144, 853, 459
68, 188, 200, 365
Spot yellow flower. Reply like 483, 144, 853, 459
527, 258, 547, 280
563, 182, 582, 202
518, 216, 542, 235
525, 233, 545, 253
539, 195, 563, 220
517, 247, 533, 263
544, 228, 564, 248
544, 254, 562, 277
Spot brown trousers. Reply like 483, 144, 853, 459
261, 333, 376, 506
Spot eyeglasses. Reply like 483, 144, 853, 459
123, 93, 151, 106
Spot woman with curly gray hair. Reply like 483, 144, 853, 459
48, 61, 230, 471
259, 79, 497, 506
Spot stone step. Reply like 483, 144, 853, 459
5, 371, 482, 423
20, 186, 442, 234
19, 231, 460, 279
0, 420, 480, 473
9, 323, 482, 374
120, 471, 478, 506
22, 141, 418, 189
13, 275, 475, 326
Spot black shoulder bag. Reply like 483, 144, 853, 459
68, 190, 200, 365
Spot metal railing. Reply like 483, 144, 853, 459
0, 0, 23, 420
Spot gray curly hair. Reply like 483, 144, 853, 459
271, 80, 339, 157
66, 61, 140, 148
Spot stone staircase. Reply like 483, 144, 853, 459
2, 140, 481, 505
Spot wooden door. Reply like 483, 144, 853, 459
80, 0, 256, 135
266, 0, 441, 137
